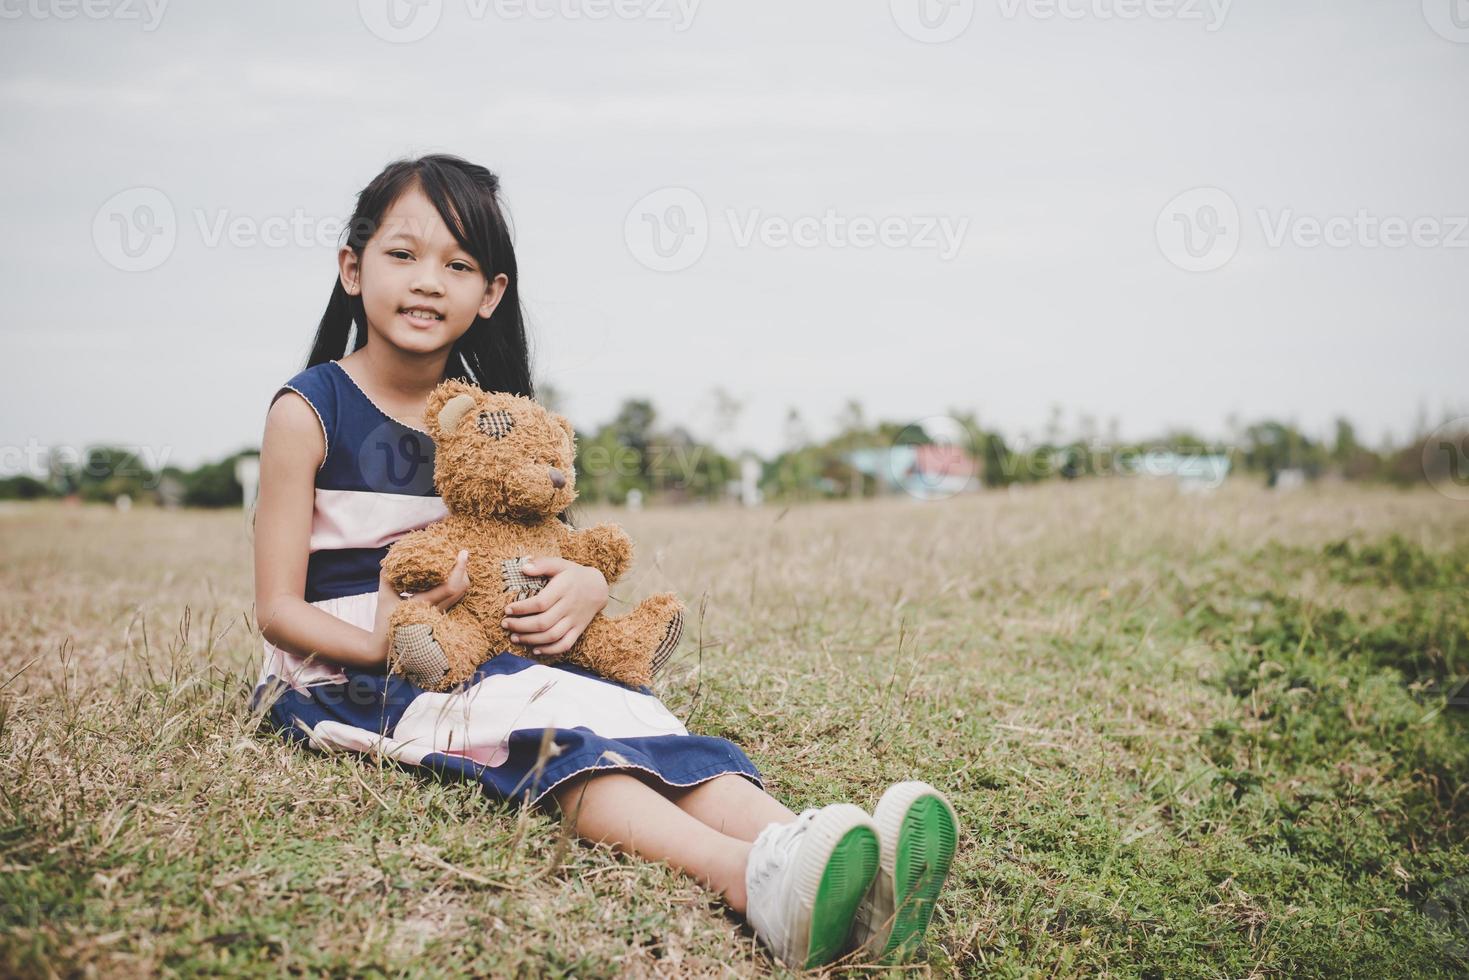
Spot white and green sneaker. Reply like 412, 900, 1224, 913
849, 781, 960, 962
744, 804, 881, 969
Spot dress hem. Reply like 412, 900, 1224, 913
512, 754, 764, 809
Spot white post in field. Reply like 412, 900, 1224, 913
235, 455, 261, 515
740, 455, 763, 507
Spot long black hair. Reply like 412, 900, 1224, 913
305, 154, 535, 398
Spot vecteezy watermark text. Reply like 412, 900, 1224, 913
578, 443, 705, 481
1, 439, 174, 489
625, 188, 970, 272
995, 0, 1232, 30
0, 0, 168, 29
727, 210, 968, 259
1258, 210, 1469, 250
93, 186, 391, 272
1157, 187, 1469, 272
357, 0, 700, 43
889, 0, 1230, 43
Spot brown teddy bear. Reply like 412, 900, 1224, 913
380, 380, 684, 692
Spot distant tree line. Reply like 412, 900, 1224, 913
0, 446, 260, 507
1, 401, 1460, 507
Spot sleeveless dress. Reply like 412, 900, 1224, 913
251, 360, 763, 808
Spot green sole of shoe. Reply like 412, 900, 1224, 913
881, 794, 959, 960
804, 825, 881, 968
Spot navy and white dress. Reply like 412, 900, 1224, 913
251, 360, 763, 807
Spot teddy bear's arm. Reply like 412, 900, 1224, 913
559, 521, 634, 584
380, 526, 460, 594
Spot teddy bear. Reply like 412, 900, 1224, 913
380, 380, 684, 692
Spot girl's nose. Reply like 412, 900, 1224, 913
411, 273, 445, 295
547, 467, 565, 489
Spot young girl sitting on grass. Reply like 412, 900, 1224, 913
250, 152, 958, 969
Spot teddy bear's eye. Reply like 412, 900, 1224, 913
475, 409, 515, 439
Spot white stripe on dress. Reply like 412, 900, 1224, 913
258, 591, 689, 769
310, 488, 449, 552
255, 592, 372, 692
385, 664, 689, 766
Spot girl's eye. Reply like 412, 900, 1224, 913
387, 249, 472, 272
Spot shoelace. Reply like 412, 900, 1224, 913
749, 808, 820, 884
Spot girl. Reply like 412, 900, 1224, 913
251, 153, 958, 970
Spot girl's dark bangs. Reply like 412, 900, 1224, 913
414, 165, 494, 271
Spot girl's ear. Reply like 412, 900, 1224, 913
425, 380, 482, 441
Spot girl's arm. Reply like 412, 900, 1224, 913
253, 391, 387, 668
253, 391, 470, 669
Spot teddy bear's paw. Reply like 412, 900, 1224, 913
392, 623, 450, 689
650, 608, 683, 678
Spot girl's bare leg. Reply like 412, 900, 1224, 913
549, 771, 755, 913
660, 773, 800, 842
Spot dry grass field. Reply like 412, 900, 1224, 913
2, 480, 1467, 977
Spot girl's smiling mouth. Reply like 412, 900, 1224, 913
400, 306, 445, 327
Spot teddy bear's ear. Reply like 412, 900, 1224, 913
439, 395, 478, 437
425, 380, 482, 441
552, 412, 575, 450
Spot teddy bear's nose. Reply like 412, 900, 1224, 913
547, 466, 566, 489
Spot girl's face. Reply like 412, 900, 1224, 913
338, 184, 508, 356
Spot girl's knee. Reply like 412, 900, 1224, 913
547, 772, 592, 814
546, 769, 634, 815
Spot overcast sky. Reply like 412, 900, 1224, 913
2, 0, 1465, 471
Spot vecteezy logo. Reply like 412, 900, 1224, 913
890, 416, 977, 501
619, 681, 689, 732
624, 187, 709, 272
1156, 187, 1241, 272
1423, 0, 1469, 42
93, 187, 177, 272
358, 0, 442, 42
1423, 875, 1469, 956
1423, 417, 1469, 501
890, 0, 975, 42
358, 421, 438, 495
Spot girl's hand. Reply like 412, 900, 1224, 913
502, 556, 609, 657
369, 549, 472, 665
